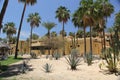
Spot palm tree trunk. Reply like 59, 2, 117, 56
14, 2, 26, 59
83, 27, 86, 58
0, 0, 9, 30
30, 26, 33, 54
90, 26, 92, 59
62, 21, 65, 55
103, 28, 106, 51
48, 30, 50, 55
100, 32, 103, 51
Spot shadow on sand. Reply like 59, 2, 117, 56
0, 61, 34, 78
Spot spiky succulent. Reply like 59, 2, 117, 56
42, 63, 52, 73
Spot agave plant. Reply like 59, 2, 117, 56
86, 53, 92, 66
19, 61, 28, 74
53, 53, 61, 60
42, 63, 52, 73
30, 52, 37, 59
70, 49, 79, 58
65, 54, 81, 70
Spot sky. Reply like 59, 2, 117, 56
0, 0, 120, 40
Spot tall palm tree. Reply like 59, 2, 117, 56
72, 2, 95, 58
15, 0, 37, 59
3, 22, 16, 44
0, 0, 9, 31
42, 22, 56, 55
55, 6, 70, 55
95, 0, 114, 50
92, 24, 104, 50
27, 12, 41, 54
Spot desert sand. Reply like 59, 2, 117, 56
1, 55, 119, 80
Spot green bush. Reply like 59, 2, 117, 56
42, 63, 52, 73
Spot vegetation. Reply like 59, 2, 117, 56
27, 12, 41, 54
3, 22, 16, 43
0, 0, 9, 28
86, 53, 92, 66
0, 56, 22, 72
32, 33, 39, 40
42, 22, 56, 55
15, 0, 37, 59
30, 52, 37, 59
65, 49, 81, 70
42, 63, 52, 73
56, 6, 70, 55
53, 53, 61, 60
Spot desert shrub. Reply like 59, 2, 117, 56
19, 61, 28, 73
70, 49, 79, 58
53, 53, 60, 60
30, 52, 37, 59
86, 53, 92, 66
100, 48, 120, 74
42, 63, 52, 73
65, 54, 81, 70
103, 48, 118, 73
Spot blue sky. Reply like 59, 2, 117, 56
0, 0, 120, 40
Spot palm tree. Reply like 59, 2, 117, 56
95, 0, 114, 50
15, 0, 37, 59
32, 33, 39, 40
107, 27, 114, 46
72, 2, 95, 58
92, 24, 104, 50
76, 29, 84, 38
27, 12, 41, 54
0, 0, 9, 31
3, 22, 16, 44
51, 31, 57, 37
55, 6, 70, 55
42, 22, 56, 55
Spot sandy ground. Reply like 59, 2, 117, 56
1, 55, 120, 80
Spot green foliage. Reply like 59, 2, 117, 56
30, 52, 37, 59
42, 63, 52, 73
53, 53, 61, 60
0, 56, 22, 72
70, 49, 79, 58
32, 33, 39, 40
103, 48, 118, 73
86, 53, 92, 66
65, 53, 81, 70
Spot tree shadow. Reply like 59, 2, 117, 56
0, 62, 34, 78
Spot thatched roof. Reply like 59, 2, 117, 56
0, 42, 10, 50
